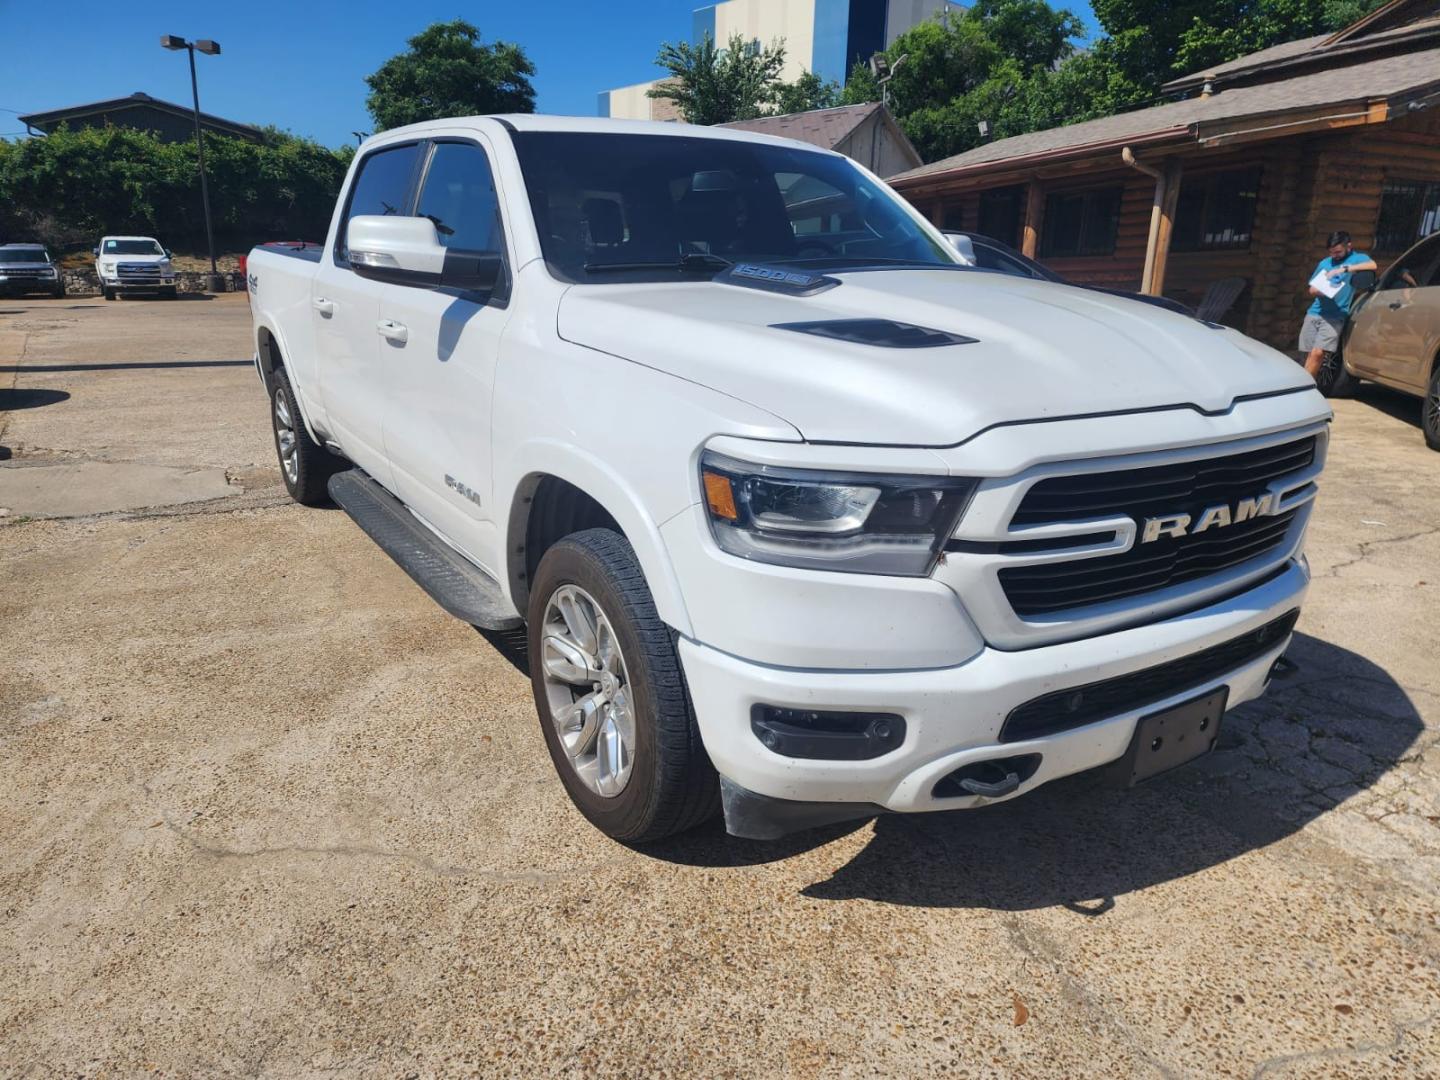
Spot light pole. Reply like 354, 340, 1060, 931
161, 34, 223, 291
868, 52, 908, 111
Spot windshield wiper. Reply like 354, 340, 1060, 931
583, 252, 732, 274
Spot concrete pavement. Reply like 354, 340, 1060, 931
1, 294, 1437, 1077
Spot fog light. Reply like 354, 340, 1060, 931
750, 705, 905, 760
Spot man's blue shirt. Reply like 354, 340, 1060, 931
1308, 251, 1372, 319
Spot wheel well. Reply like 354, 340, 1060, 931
257, 327, 282, 376
510, 475, 622, 612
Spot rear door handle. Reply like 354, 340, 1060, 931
377, 318, 408, 344
312, 297, 334, 315
1388, 301, 1405, 310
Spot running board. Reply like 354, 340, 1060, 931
328, 469, 523, 631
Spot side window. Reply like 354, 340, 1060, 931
338, 143, 422, 262
415, 142, 505, 254
1381, 236, 1440, 291
973, 242, 1043, 280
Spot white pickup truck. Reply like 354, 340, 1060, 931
246, 115, 1329, 842
94, 235, 177, 300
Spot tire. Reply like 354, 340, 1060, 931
269, 366, 339, 505
103, 287, 115, 301
527, 529, 719, 842
1424, 364, 1440, 452
52, 284, 66, 299
1314, 349, 1357, 398
163, 286, 178, 300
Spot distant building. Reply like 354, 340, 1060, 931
19, 92, 262, 143
599, 0, 962, 120
721, 102, 921, 176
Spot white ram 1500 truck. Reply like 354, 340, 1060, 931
246, 116, 1329, 842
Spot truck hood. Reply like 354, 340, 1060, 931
98, 254, 166, 263
556, 269, 1315, 446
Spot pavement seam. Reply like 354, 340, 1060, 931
1248, 1007, 1440, 1078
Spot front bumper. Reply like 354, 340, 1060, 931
680, 557, 1307, 827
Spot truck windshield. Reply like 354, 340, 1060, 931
1, 248, 49, 263
103, 240, 164, 255
511, 131, 959, 283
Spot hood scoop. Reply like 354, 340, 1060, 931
773, 318, 978, 349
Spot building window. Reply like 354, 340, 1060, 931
977, 185, 1024, 248
1171, 167, 1261, 252
1375, 179, 1440, 251
1040, 187, 1121, 258
942, 204, 966, 231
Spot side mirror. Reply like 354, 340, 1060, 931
947, 233, 977, 266
92, 247, 100, 257
347, 215, 503, 293
1350, 268, 1377, 292
164, 249, 172, 259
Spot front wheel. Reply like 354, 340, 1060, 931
527, 529, 719, 842
1423, 365, 1440, 452
103, 287, 115, 301
1314, 349, 1357, 398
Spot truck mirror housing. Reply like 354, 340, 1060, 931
348, 215, 503, 295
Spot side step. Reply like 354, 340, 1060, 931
328, 469, 523, 631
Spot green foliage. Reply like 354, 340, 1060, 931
842, 0, 1086, 162
771, 70, 842, 115
365, 19, 536, 131
0, 125, 350, 252
649, 32, 788, 124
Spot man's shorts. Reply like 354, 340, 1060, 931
1298, 313, 1343, 352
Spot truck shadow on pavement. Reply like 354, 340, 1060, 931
644, 632, 1425, 912
0, 387, 70, 410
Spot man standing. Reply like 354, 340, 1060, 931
1300, 230, 1377, 378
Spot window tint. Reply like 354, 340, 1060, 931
977, 186, 1024, 248
339, 143, 421, 260
511, 131, 956, 283
1375, 179, 1440, 251
1382, 235, 1440, 290
1040, 187, 1121, 258
1172, 167, 1261, 252
415, 142, 504, 253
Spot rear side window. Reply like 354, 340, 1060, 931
415, 142, 504, 254
338, 143, 422, 262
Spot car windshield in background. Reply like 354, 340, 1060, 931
511, 132, 959, 283
103, 240, 164, 255
1, 248, 49, 263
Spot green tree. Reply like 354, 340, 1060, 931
365, 20, 536, 131
770, 70, 842, 115
840, 0, 1086, 161
648, 32, 788, 124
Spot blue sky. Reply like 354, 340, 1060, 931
0, 1, 1095, 148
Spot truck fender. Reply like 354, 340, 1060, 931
500, 439, 695, 638
255, 318, 326, 447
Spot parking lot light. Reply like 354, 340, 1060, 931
160, 34, 224, 292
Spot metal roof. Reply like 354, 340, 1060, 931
19, 92, 262, 141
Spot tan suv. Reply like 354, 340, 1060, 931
1324, 231, 1440, 449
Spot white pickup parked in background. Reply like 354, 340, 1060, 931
95, 235, 176, 300
246, 115, 1330, 843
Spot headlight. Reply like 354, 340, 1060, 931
700, 451, 977, 576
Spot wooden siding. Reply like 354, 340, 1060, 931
900, 107, 1440, 352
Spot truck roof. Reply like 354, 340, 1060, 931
100, 235, 162, 242
363, 113, 846, 158
0, 243, 45, 250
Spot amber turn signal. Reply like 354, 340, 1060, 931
702, 470, 738, 520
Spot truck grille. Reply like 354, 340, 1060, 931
117, 262, 162, 280
3, 268, 49, 279
998, 436, 1316, 617
999, 607, 1299, 742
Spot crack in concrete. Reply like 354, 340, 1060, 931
1249, 1008, 1440, 1078
1315, 526, 1440, 580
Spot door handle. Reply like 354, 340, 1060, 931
312, 297, 334, 315
1388, 301, 1405, 310
376, 319, 408, 344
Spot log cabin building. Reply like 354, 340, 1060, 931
889, 0, 1440, 351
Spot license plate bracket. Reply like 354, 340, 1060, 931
1118, 687, 1228, 787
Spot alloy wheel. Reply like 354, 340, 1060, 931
539, 584, 636, 797
273, 387, 299, 485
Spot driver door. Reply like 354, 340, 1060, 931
1352, 236, 1440, 390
